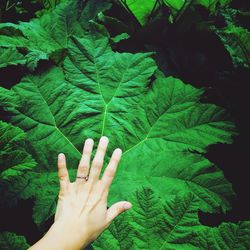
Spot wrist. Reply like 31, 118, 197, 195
48, 221, 88, 250
29, 221, 88, 250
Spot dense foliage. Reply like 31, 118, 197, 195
0, 0, 249, 249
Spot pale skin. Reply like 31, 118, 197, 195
29, 136, 132, 250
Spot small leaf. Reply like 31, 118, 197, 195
0, 47, 26, 68
0, 232, 30, 250
215, 25, 250, 68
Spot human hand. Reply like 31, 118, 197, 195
29, 136, 132, 250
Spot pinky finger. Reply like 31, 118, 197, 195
58, 153, 70, 196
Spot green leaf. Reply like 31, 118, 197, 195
163, 0, 231, 13
0, 232, 30, 250
210, 222, 250, 249
119, 0, 159, 25
0, 121, 36, 175
0, 0, 112, 70
92, 187, 250, 249
194, 0, 231, 13
0, 20, 62, 70
41, 0, 64, 10
111, 32, 130, 44
0, 47, 26, 68
163, 0, 185, 11
0, 22, 237, 225
93, 188, 201, 250
0, 121, 36, 208
198, 222, 250, 249
25, 50, 49, 71
119, 0, 232, 25
215, 25, 250, 68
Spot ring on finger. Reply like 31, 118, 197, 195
76, 175, 89, 181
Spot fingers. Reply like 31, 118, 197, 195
76, 138, 94, 185
101, 148, 122, 193
106, 201, 132, 225
58, 153, 70, 196
88, 136, 109, 184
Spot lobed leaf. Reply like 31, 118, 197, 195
0, 22, 237, 225
0, 121, 36, 176
0, 47, 26, 68
215, 25, 250, 68
0, 0, 112, 70
93, 187, 250, 249
118, 0, 232, 25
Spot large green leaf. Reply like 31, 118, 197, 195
164, 0, 231, 13
119, 0, 232, 25
0, 22, 237, 225
0, 232, 30, 250
92, 187, 250, 249
0, 0, 111, 70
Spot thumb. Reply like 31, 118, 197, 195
106, 201, 132, 224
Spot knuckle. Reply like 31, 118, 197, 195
79, 164, 88, 171
106, 168, 115, 177
59, 171, 68, 179
116, 206, 122, 214
99, 145, 106, 153
92, 158, 103, 167
111, 157, 120, 166
84, 150, 91, 155
58, 193, 64, 200
112, 157, 119, 165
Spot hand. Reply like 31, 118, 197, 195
29, 136, 132, 250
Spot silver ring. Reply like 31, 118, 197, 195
76, 176, 89, 181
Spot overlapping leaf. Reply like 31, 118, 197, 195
0, 47, 26, 68
93, 187, 250, 250
0, 232, 30, 250
193, 0, 231, 13
0, 121, 36, 209
198, 221, 250, 249
118, 0, 232, 25
0, 17, 237, 226
0, 0, 111, 70
118, 0, 159, 25
215, 25, 250, 68
0, 121, 36, 175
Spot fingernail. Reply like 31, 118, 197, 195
123, 202, 132, 210
86, 138, 94, 145
101, 136, 109, 143
116, 148, 122, 155
58, 153, 64, 160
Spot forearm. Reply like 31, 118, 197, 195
28, 222, 88, 250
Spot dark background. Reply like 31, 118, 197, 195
0, 0, 249, 246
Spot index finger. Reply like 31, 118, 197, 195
101, 148, 122, 190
